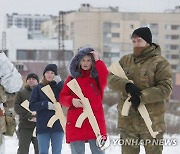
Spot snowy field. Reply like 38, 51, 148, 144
4, 105, 180, 153
4, 134, 180, 154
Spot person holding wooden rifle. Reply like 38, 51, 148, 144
108, 27, 172, 154
14, 73, 39, 154
60, 46, 109, 154
29, 64, 64, 154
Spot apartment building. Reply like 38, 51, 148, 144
5, 13, 56, 39
42, 4, 180, 72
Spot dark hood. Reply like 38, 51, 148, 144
69, 46, 98, 78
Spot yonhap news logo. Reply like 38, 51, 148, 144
111, 138, 178, 146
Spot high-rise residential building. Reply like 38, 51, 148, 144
5, 13, 56, 39
41, 4, 180, 72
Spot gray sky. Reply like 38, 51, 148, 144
0, 0, 179, 15
0, 0, 179, 30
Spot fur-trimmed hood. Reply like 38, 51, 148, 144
69, 46, 98, 78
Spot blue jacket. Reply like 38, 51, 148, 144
29, 81, 64, 134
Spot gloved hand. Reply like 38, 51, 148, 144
48, 101, 55, 110
125, 83, 141, 96
28, 117, 37, 122
128, 95, 140, 110
53, 75, 61, 83
72, 98, 83, 108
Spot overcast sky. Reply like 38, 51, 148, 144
0, 0, 179, 30
0, 0, 179, 15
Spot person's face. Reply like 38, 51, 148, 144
132, 37, 148, 48
26, 78, 38, 87
80, 55, 92, 71
44, 71, 55, 81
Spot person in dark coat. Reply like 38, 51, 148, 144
29, 64, 64, 154
14, 73, 39, 154
60, 46, 108, 154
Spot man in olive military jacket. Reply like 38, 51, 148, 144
14, 73, 39, 154
108, 27, 172, 154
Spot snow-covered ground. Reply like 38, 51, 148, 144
4, 134, 180, 154
3, 104, 180, 153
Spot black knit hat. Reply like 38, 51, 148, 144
132, 27, 152, 44
43, 64, 57, 75
26, 73, 39, 83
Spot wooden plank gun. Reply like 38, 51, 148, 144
21, 100, 36, 137
67, 79, 110, 150
108, 62, 159, 138
41, 85, 66, 132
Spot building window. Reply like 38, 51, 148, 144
171, 65, 177, 70
130, 24, 134, 29
150, 23, 158, 29
17, 50, 27, 60
171, 54, 179, 59
103, 52, 111, 58
165, 44, 179, 50
165, 24, 180, 30
150, 23, 158, 35
165, 25, 171, 30
71, 22, 74, 29
110, 42, 120, 48
16, 64, 24, 71
112, 33, 120, 38
111, 23, 120, 28
65, 25, 69, 31
171, 35, 179, 40
50, 51, 59, 60
103, 33, 111, 43
103, 22, 111, 28
35, 26, 39, 31
103, 52, 119, 58
103, 22, 111, 32
170, 45, 179, 50
38, 50, 49, 60
103, 46, 111, 53
171, 25, 180, 30
165, 35, 179, 40
17, 50, 35, 60
165, 35, 171, 40
165, 54, 171, 59
111, 52, 120, 57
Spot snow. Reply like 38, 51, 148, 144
165, 113, 180, 126
4, 134, 180, 154
3, 104, 180, 153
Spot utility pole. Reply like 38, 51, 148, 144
58, 11, 67, 80
2, 31, 7, 54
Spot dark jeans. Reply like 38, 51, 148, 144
17, 127, 39, 154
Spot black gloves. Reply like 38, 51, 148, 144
128, 95, 140, 111
125, 83, 141, 96
125, 83, 141, 110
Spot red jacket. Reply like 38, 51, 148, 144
59, 60, 108, 143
